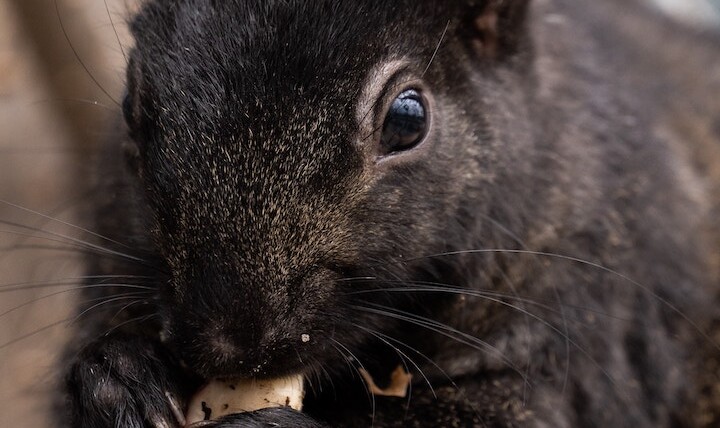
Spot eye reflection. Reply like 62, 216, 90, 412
380, 89, 427, 154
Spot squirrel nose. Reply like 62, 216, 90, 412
207, 333, 247, 364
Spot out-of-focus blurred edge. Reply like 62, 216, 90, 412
650, 0, 720, 28
7, 0, 116, 158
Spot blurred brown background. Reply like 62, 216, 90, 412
0, 1, 132, 426
0, 0, 717, 427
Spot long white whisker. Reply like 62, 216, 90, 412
0, 275, 153, 291
0, 285, 153, 319
352, 323, 489, 425
374, 248, 720, 353
72, 295, 150, 325
345, 281, 633, 325
352, 303, 528, 383
329, 338, 376, 425
421, 20, 450, 77
0, 226, 145, 265
0, 317, 72, 350
354, 323, 434, 399
357, 297, 620, 397
0, 199, 133, 250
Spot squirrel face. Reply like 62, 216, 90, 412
122, 0, 535, 378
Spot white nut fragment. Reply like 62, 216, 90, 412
185, 374, 304, 426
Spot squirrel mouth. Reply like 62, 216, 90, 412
160, 308, 326, 380
165, 330, 312, 380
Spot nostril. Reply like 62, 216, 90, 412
208, 334, 245, 363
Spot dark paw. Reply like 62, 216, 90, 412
66, 335, 192, 428
191, 407, 325, 428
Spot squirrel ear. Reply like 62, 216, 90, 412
462, 0, 531, 58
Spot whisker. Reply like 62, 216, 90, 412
357, 296, 621, 398
351, 322, 489, 424
0, 275, 153, 291
101, 314, 157, 338
28, 97, 117, 112
0, 243, 159, 269
303, 358, 319, 397
421, 20, 450, 77
0, 317, 72, 351
353, 322, 434, 400
107, 299, 151, 325
352, 303, 528, 384
329, 342, 358, 379
0, 200, 138, 253
1, 243, 91, 253
336, 276, 378, 283
371, 248, 720, 352
0, 285, 152, 320
316, 359, 336, 398
0, 227, 163, 273
476, 212, 525, 247
103, 0, 128, 64
54, 0, 121, 106
329, 338, 376, 424
357, 19, 451, 136
344, 281, 634, 325
72, 294, 151, 325
0, 226, 142, 264
374, 332, 415, 414
0, 292, 148, 352
0, 187, 108, 265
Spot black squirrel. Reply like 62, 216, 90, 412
63, 0, 720, 426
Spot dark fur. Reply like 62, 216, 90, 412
63, 0, 720, 426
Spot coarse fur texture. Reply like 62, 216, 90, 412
62, 0, 720, 427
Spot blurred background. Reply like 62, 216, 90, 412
0, 1, 135, 426
0, 0, 717, 426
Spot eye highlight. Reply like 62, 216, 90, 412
379, 89, 428, 155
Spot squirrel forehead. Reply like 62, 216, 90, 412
129, 0, 446, 98
125, 0, 456, 214
127, 1, 451, 166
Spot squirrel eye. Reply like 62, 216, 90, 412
380, 89, 427, 154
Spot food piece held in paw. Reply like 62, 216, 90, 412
359, 365, 412, 398
185, 374, 305, 426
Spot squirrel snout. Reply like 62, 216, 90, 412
166, 309, 309, 378
207, 333, 247, 364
